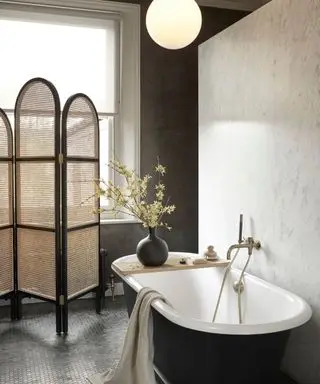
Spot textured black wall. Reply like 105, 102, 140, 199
101, 2, 248, 268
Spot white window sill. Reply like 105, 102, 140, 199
100, 218, 142, 225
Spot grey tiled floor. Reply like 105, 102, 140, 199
0, 298, 128, 384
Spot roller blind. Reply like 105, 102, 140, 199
0, 9, 119, 114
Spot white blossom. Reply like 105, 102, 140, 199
96, 159, 176, 230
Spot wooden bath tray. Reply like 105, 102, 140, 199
112, 256, 230, 276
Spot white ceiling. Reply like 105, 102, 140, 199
198, 0, 271, 11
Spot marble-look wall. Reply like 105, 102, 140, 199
199, 1, 320, 383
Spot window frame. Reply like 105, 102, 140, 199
0, 0, 141, 223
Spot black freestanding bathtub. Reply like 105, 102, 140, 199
113, 253, 312, 384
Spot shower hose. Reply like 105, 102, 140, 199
212, 247, 252, 324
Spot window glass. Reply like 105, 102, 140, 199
0, 13, 118, 113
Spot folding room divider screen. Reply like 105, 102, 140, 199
15, 78, 62, 330
0, 77, 103, 334
0, 109, 14, 315
61, 94, 100, 334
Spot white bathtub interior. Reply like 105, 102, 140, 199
131, 267, 306, 326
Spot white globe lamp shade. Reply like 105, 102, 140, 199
146, 0, 202, 50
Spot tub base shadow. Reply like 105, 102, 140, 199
123, 282, 291, 384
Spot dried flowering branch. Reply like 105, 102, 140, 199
96, 159, 176, 230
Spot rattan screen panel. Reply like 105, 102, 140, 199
16, 162, 55, 227
67, 162, 99, 227
18, 228, 56, 300
62, 94, 100, 304
0, 228, 13, 295
0, 109, 13, 296
65, 97, 99, 158
15, 80, 57, 157
67, 226, 99, 299
0, 163, 12, 226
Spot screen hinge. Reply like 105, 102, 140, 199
59, 295, 65, 306
58, 153, 64, 164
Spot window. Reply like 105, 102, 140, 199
0, 0, 140, 221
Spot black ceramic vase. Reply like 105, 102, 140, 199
136, 227, 169, 267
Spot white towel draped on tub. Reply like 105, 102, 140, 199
88, 287, 168, 384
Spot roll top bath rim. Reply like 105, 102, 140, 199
113, 252, 312, 335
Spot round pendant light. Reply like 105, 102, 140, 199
146, 0, 202, 50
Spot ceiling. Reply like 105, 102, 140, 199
198, 0, 271, 11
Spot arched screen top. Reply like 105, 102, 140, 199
0, 109, 13, 158
62, 94, 99, 158
15, 77, 60, 158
